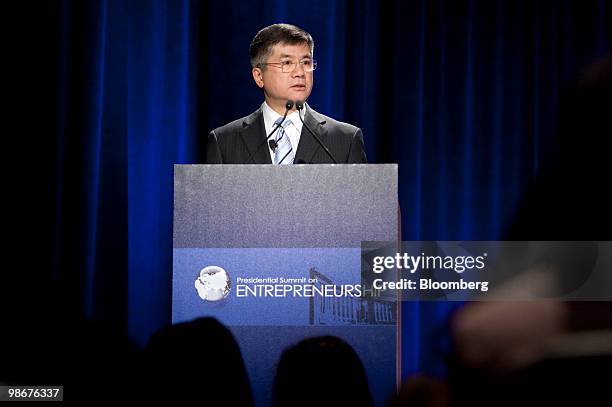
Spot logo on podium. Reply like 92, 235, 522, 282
194, 266, 231, 301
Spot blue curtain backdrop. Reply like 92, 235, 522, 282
17, 0, 609, 379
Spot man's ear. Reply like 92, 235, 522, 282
252, 67, 264, 88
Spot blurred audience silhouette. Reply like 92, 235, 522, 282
145, 317, 254, 406
273, 335, 374, 407
447, 56, 612, 406
388, 375, 450, 407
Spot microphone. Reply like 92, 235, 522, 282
247, 100, 294, 163
269, 139, 278, 151
295, 101, 338, 164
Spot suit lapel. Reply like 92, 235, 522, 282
294, 107, 328, 164
239, 108, 272, 164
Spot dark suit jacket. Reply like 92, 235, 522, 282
202, 106, 367, 164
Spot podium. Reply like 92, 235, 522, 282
173, 164, 399, 406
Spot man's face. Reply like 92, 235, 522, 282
252, 42, 314, 113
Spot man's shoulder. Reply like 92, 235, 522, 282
309, 108, 359, 133
211, 108, 262, 136
309, 108, 360, 136
306, 107, 366, 163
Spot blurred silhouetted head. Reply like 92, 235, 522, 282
145, 317, 253, 406
389, 375, 450, 407
273, 335, 373, 407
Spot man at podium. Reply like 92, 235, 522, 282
203, 23, 367, 165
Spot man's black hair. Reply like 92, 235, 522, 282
250, 23, 314, 68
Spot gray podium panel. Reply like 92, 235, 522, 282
174, 164, 398, 248
173, 164, 399, 406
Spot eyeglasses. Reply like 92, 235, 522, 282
258, 59, 318, 73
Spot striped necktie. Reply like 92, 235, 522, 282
274, 118, 294, 165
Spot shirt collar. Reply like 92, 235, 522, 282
262, 101, 304, 134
